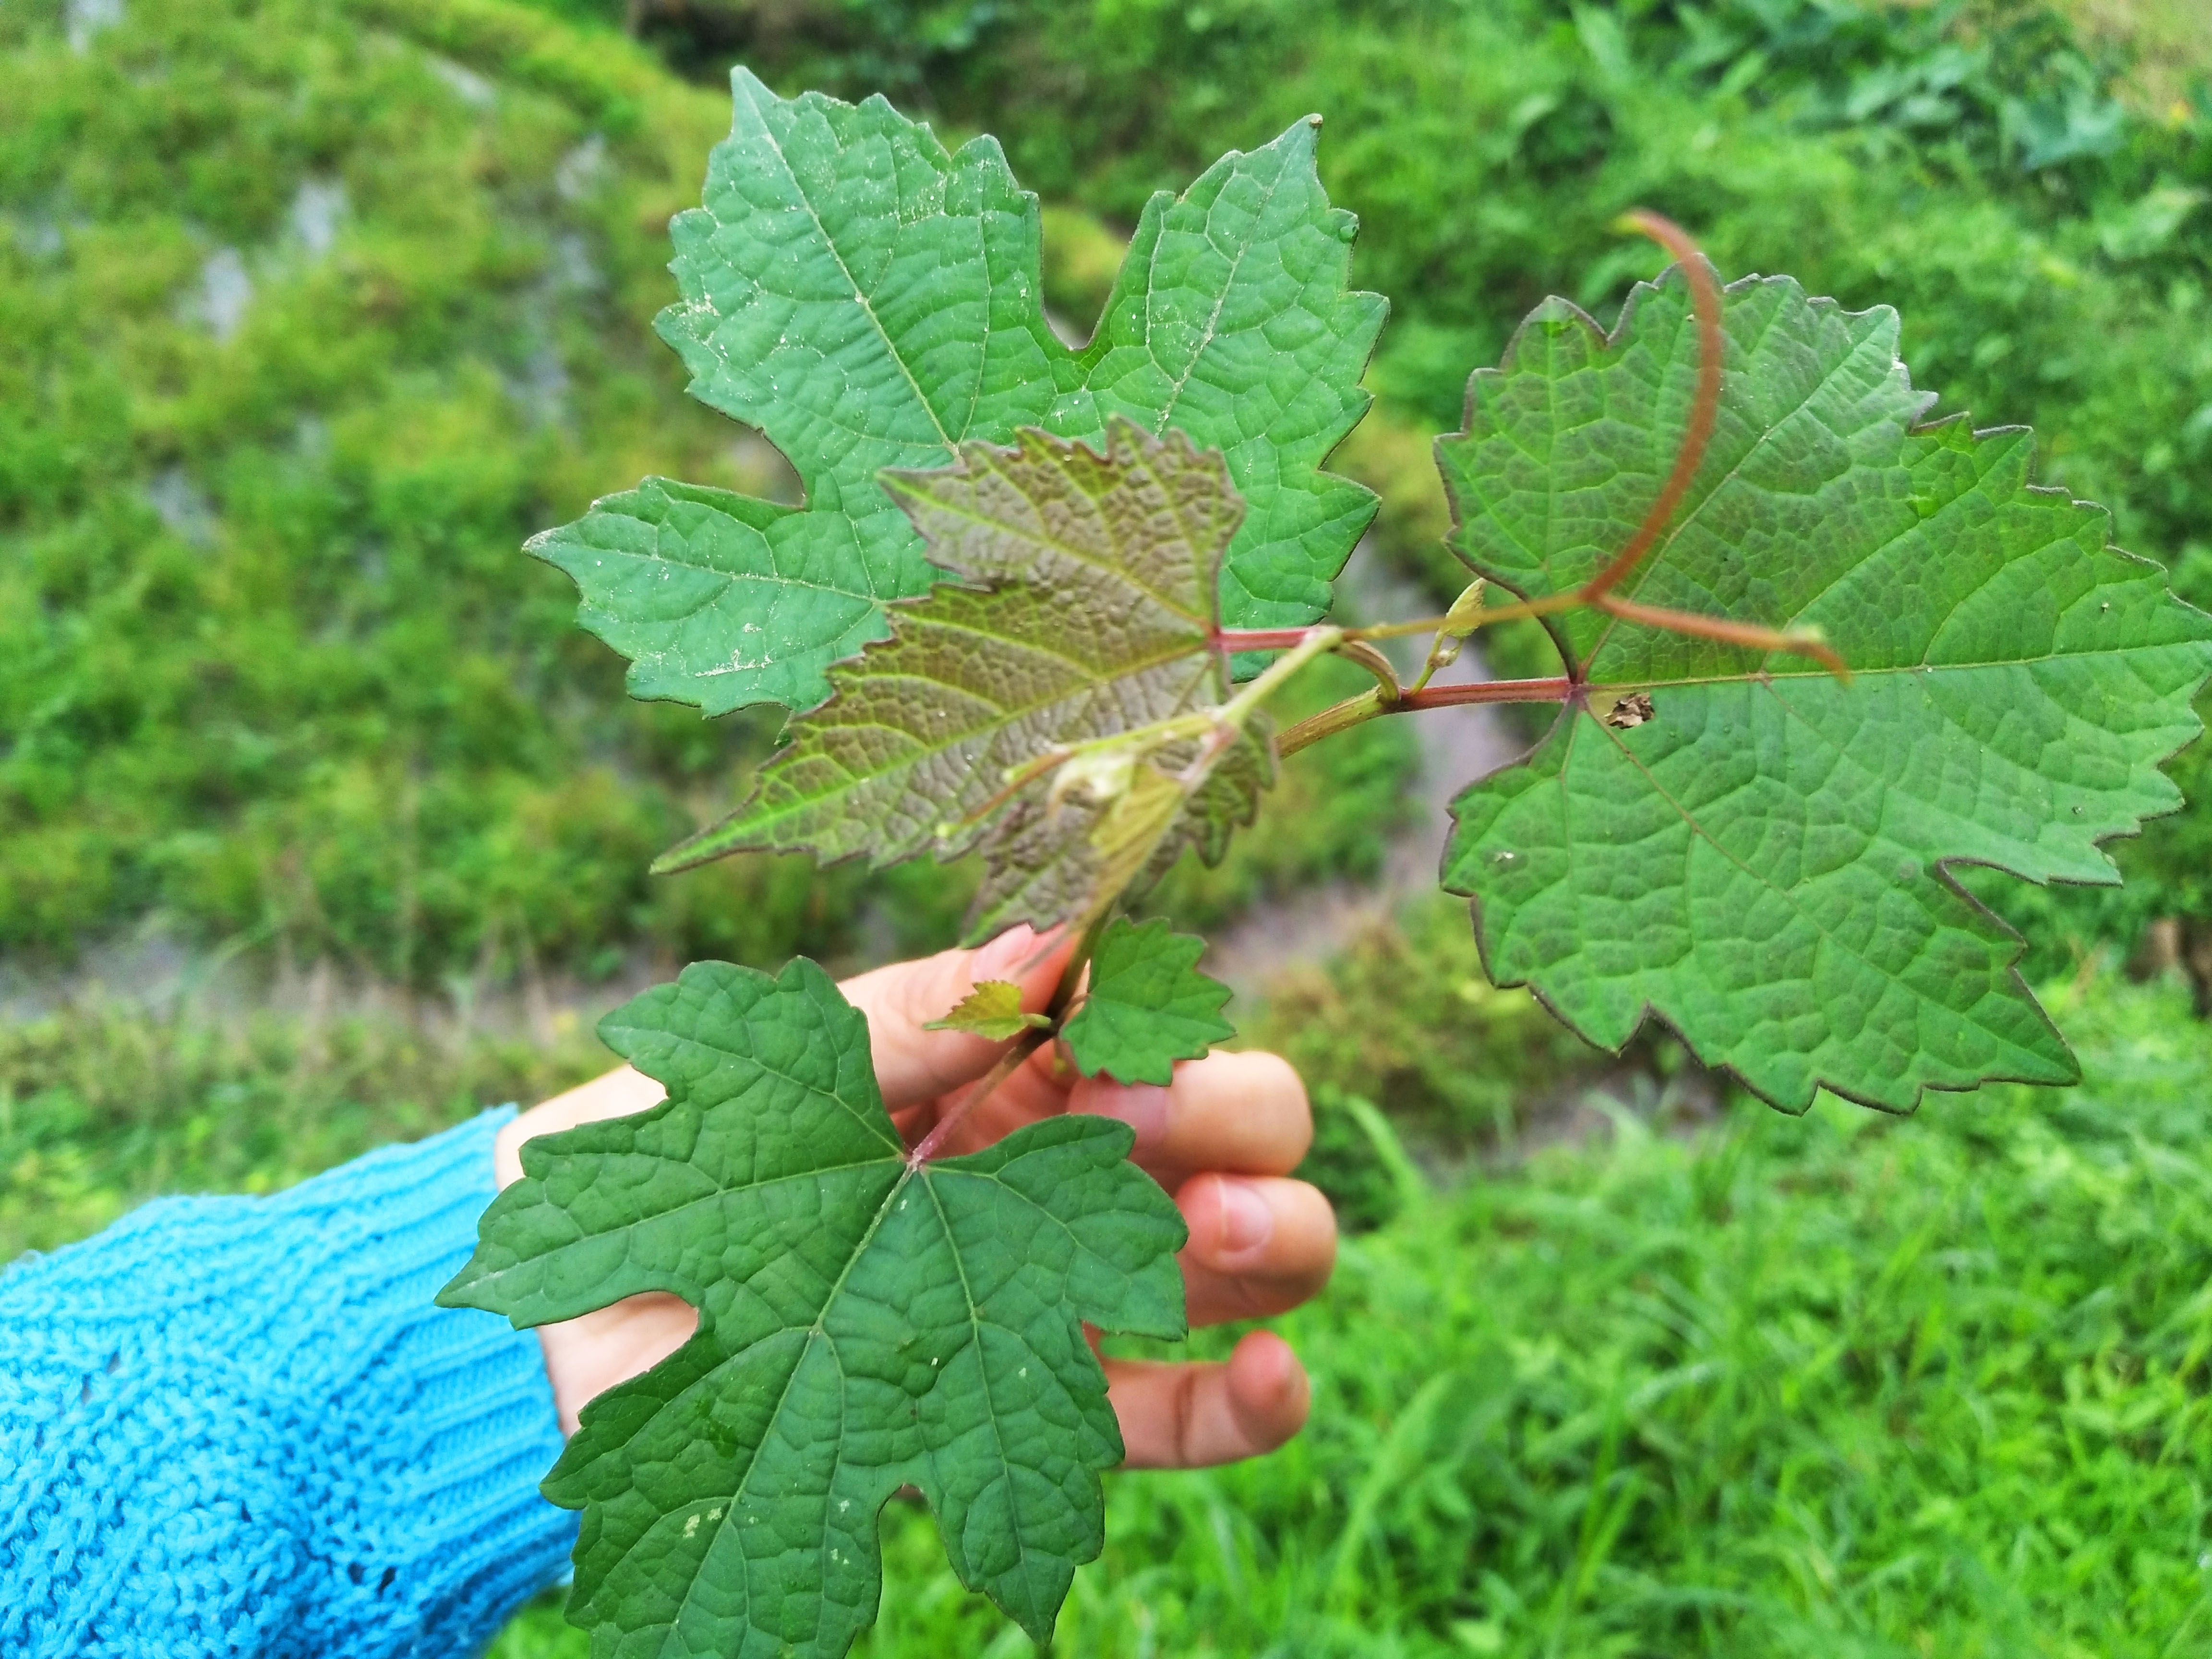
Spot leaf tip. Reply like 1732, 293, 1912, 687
433, 1261, 489, 1313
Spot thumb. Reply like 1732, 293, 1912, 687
838, 925, 1072, 1112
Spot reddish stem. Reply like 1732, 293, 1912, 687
1592, 595, 1850, 680
906, 1029, 1050, 1167
1276, 676, 1575, 757
905, 914, 1101, 1167
1396, 676, 1575, 710
1580, 212, 1724, 602
1213, 626, 1324, 652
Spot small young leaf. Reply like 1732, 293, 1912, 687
926, 979, 1050, 1040
536, 73, 1382, 717
1062, 916, 1236, 1085
1437, 268, 2212, 1112
658, 420, 1276, 939
440, 958, 1185, 1658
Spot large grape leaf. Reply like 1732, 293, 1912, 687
654, 420, 1276, 940
530, 69, 1382, 717
439, 958, 1185, 1658
1437, 268, 2212, 1112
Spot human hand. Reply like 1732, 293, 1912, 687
495, 926, 1336, 1467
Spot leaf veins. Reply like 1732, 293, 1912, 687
1439, 268, 2212, 1112
440, 958, 1186, 1659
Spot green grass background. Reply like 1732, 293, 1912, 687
13, 947, 2206, 1655
5, 0, 2212, 1652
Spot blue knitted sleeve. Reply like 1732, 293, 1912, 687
0, 1108, 578, 1658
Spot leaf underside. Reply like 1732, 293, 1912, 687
960, 714, 1276, 947
1437, 267, 2212, 1112
1062, 916, 1236, 1085
531, 69, 1382, 718
659, 419, 1276, 942
440, 959, 1186, 1659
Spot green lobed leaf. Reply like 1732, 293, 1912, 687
533, 70, 1382, 717
1062, 916, 1236, 1085
440, 958, 1186, 1658
1437, 267, 2212, 1112
657, 419, 1277, 940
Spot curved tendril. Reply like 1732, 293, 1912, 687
1581, 211, 1726, 604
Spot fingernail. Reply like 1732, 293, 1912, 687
1217, 1178, 1274, 1255
1086, 1083, 1169, 1156
969, 925, 1039, 981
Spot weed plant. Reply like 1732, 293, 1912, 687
594, 0, 2212, 972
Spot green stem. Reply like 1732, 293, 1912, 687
1277, 686, 1388, 757
1336, 638, 1404, 699
1347, 615, 1454, 642
1218, 625, 1345, 727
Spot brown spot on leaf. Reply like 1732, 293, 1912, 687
1600, 692, 1654, 730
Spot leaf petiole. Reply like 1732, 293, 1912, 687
906, 910, 1108, 1166
905, 1027, 1055, 1166
1217, 625, 1346, 726
1277, 676, 1576, 757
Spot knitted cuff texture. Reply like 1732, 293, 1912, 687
0, 1108, 577, 1658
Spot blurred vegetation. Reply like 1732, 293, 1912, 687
0, 0, 1425, 986
0, 0, 813, 980
0, 984, 610, 1260
1250, 894, 1608, 1163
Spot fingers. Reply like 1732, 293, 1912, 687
535, 1291, 697, 1435
1173, 1173, 1337, 1326
1106, 1331, 1311, 1468
839, 926, 1072, 1112
1069, 1049, 1311, 1183
1067, 1050, 1332, 1324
